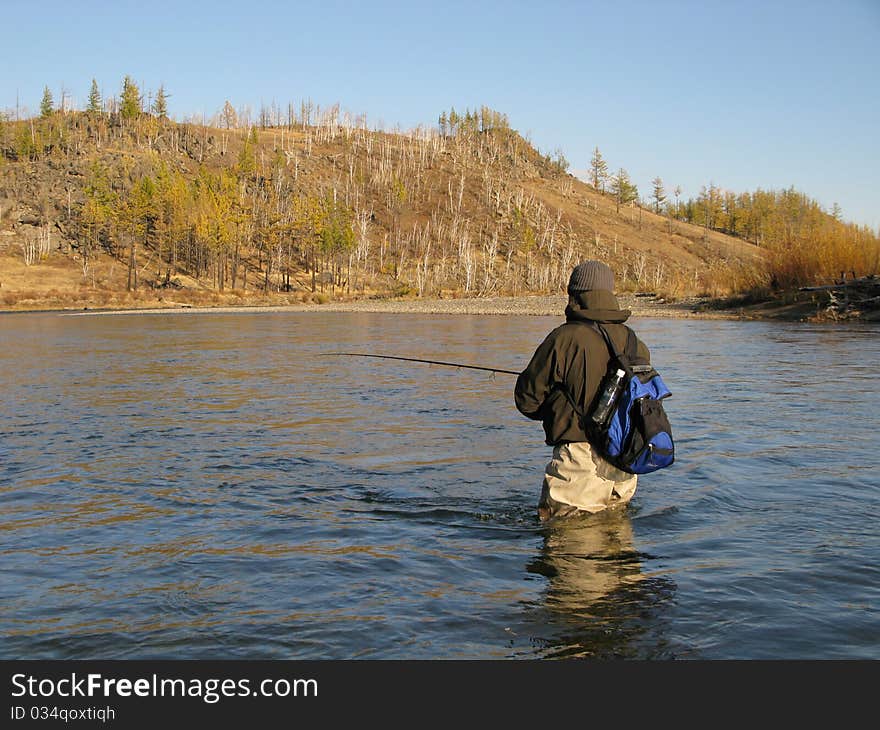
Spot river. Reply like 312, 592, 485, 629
1, 311, 877, 658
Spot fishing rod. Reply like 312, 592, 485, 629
326, 352, 520, 376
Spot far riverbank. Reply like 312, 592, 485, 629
49, 292, 842, 322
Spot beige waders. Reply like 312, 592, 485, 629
537, 441, 637, 521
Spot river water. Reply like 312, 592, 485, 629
1, 310, 877, 659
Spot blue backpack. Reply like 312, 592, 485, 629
578, 324, 675, 475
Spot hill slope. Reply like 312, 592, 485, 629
0, 110, 763, 310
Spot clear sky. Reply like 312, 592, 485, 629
2, 0, 878, 230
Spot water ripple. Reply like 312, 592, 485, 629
1, 312, 878, 658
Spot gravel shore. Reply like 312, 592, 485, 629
64, 293, 733, 318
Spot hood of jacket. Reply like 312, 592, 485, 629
564, 290, 631, 324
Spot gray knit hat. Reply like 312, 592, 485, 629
567, 260, 615, 294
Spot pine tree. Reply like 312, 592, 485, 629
697, 184, 722, 232
610, 168, 637, 213
152, 84, 169, 119
222, 100, 237, 129
120, 75, 142, 119
40, 86, 54, 118
449, 107, 459, 135
551, 148, 569, 173
87, 79, 102, 113
237, 130, 256, 176
590, 147, 608, 193
672, 186, 683, 219
651, 177, 667, 213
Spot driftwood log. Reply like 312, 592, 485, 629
800, 274, 880, 321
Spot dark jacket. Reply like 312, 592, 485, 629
514, 289, 651, 446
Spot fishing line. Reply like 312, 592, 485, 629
325, 352, 519, 376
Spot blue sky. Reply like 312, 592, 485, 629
2, 0, 878, 230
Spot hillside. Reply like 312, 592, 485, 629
0, 108, 764, 311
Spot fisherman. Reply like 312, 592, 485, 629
514, 260, 653, 522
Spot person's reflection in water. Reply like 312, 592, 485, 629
526, 507, 676, 659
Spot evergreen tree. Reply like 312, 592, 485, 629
590, 147, 608, 193
237, 130, 256, 176
696, 184, 723, 231
87, 79, 102, 113
651, 176, 667, 213
448, 107, 459, 134
40, 86, 54, 118
610, 168, 637, 213
120, 75, 142, 119
152, 84, 169, 119
550, 148, 569, 173
672, 186, 683, 218
222, 100, 238, 129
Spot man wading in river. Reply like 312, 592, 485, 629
515, 260, 653, 521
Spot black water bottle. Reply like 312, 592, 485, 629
590, 368, 626, 425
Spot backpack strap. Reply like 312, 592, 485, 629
567, 319, 634, 358
593, 323, 657, 378
555, 322, 636, 421
594, 323, 637, 375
